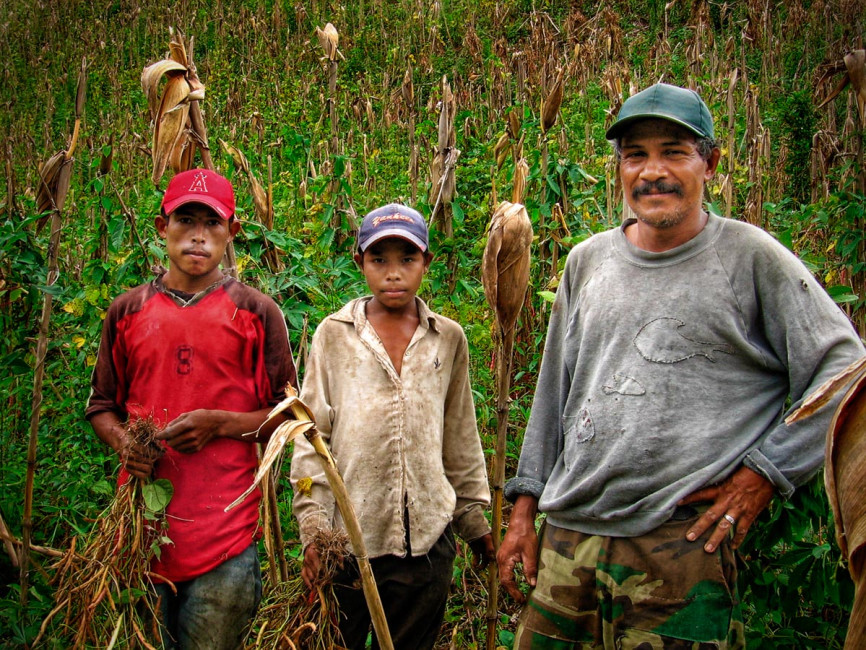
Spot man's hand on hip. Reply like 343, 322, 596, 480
680, 466, 775, 553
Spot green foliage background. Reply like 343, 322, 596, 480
1, 0, 864, 647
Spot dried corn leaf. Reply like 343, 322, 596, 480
786, 356, 866, 424
824, 367, 866, 649
226, 418, 315, 512
169, 136, 196, 174
482, 201, 533, 333
220, 140, 268, 222
438, 77, 456, 150
316, 23, 339, 61
141, 59, 187, 119
168, 31, 189, 67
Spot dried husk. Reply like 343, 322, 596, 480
511, 158, 529, 204
225, 395, 316, 512
494, 132, 511, 170
482, 201, 533, 334
824, 364, 866, 649
845, 50, 866, 125
541, 69, 564, 134
151, 75, 191, 184
507, 109, 521, 140
36, 151, 74, 230
168, 30, 189, 67
786, 356, 866, 424
402, 65, 414, 105
75, 58, 87, 118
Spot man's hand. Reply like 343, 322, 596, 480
89, 411, 157, 480
680, 466, 775, 553
497, 495, 539, 603
157, 409, 223, 453
468, 533, 496, 570
302, 544, 323, 590
121, 439, 160, 480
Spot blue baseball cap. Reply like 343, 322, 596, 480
358, 204, 429, 252
605, 83, 714, 141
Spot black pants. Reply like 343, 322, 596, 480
333, 526, 456, 650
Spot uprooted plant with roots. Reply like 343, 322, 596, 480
34, 416, 174, 648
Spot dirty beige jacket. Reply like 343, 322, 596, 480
290, 296, 491, 558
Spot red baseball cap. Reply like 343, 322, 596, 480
161, 169, 236, 220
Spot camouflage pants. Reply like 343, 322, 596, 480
513, 514, 745, 649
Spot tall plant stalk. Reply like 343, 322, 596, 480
21, 58, 85, 606
228, 394, 395, 650
481, 201, 532, 650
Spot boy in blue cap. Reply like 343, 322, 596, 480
291, 203, 494, 649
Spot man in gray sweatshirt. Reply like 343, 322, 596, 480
497, 83, 865, 649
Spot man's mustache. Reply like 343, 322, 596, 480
632, 181, 684, 199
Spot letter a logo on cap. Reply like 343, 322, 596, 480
188, 171, 209, 193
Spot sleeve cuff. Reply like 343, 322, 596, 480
504, 476, 545, 503
296, 511, 332, 549
452, 506, 491, 542
743, 450, 795, 498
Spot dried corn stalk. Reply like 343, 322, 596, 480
220, 141, 282, 273
229, 392, 394, 650
403, 65, 419, 202
539, 68, 565, 265
429, 76, 459, 227
22, 57, 86, 609
481, 201, 532, 650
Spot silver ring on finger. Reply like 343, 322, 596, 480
723, 513, 736, 525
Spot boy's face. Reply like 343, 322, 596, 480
155, 203, 240, 292
355, 237, 431, 313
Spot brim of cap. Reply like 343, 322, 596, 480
359, 228, 427, 252
162, 194, 233, 219
605, 113, 710, 141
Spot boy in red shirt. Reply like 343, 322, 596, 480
87, 169, 296, 649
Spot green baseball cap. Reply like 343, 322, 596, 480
605, 83, 714, 141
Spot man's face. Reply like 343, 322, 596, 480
619, 119, 719, 230
155, 203, 239, 292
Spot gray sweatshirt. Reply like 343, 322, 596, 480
505, 213, 865, 536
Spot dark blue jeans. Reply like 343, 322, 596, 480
153, 543, 262, 650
